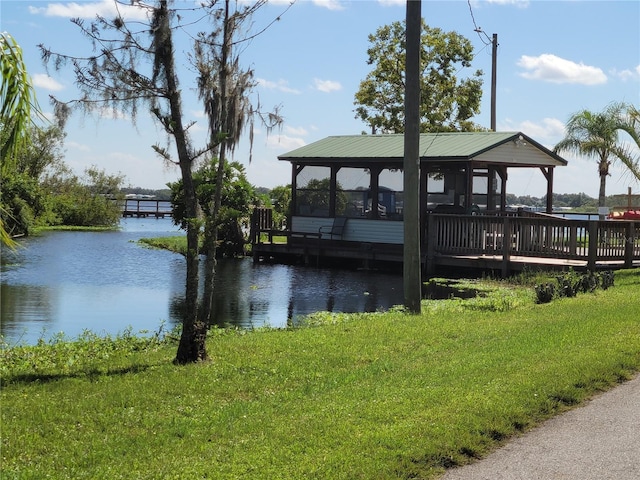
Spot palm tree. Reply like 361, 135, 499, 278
554, 105, 639, 213
1, 32, 40, 247
610, 102, 640, 182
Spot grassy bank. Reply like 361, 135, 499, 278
139, 235, 190, 256
2, 269, 639, 479
138, 233, 289, 256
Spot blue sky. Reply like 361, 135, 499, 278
2, 0, 639, 198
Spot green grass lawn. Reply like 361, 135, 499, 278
2, 269, 639, 479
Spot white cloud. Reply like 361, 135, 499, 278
517, 54, 607, 85
483, 0, 529, 7
98, 106, 129, 121
284, 125, 308, 136
377, 0, 404, 6
313, 78, 342, 93
266, 0, 296, 4
32, 73, 64, 91
66, 141, 91, 152
609, 68, 637, 82
187, 122, 206, 134
520, 118, 565, 140
257, 78, 301, 94
266, 134, 306, 150
28, 0, 149, 20
312, 0, 345, 11
500, 117, 565, 142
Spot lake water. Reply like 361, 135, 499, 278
1, 218, 404, 345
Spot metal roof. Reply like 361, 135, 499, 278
278, 131, 568, 167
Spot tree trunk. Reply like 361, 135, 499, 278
598, 172, 607, 208
598, 156, 609, 220
201, 142, 227, 324
175, 171, 208, 364
154, 0, 207, 364
201, 0, 232, 325
201, 213, 218, 325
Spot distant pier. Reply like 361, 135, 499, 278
121, 199, 172, 218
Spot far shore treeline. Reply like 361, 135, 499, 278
127, 186, 637, 212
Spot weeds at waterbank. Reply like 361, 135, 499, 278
0, 325, 180, 384
138, 235, 194, 256
533, 269, 615, 303
1, 269, 639, 479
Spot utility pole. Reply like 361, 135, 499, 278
403, 0, 422, 314
490, 33, 498, 131
475, 28, 498, 131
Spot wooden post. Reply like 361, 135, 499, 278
536, 166, 555, 214
587, 221, 598, 271
250, 208, 257, 245
425, 213, 435, 277
465, 166, 473, 212
290, 164, 299, 222
546, 167, 554, 214
568, 223, 578, 257
403, 0, 422, 313
498, 167, 507, 211
501, 215, 510, 277
266, 208, 273, 243
369, 166, 381, 220
624, 221, 635, 268
329, 166, 338, 217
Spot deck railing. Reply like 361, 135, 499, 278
427, 213, 640, 270
251, 207, 639, 272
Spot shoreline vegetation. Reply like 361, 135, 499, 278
139, 235, 190, 256
2, 268, 639, 478
33, 225, 119, 233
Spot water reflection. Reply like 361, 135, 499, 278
0, 284, 57, 337
1, 218, 404, 345
206, 262, 403, 329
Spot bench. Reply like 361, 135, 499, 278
287, 217, 348, 243
318, 216, 347, 240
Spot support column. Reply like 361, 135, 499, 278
403, 0, 422, 314
465, 165, 474, 211
369, 166, 381, 219
290, 164, 300, 218
488, 167, 497, 211
329, 165, 338, 217
498, 167, 507, 211
540, 166, 554, 214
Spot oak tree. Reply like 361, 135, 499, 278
354, 20, 483, 134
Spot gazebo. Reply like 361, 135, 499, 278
251, 131, 639, 274
279, 131, 566, 228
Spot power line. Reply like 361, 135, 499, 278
467, 0, 492, 45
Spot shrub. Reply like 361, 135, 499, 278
535, 270, 614, 304
535, 282, 556, 304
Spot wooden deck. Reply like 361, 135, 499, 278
251, 209, 640, 277
425, 212, 640, 276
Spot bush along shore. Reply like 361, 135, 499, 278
1, 269, 639, 479
534, 269, 615, 304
